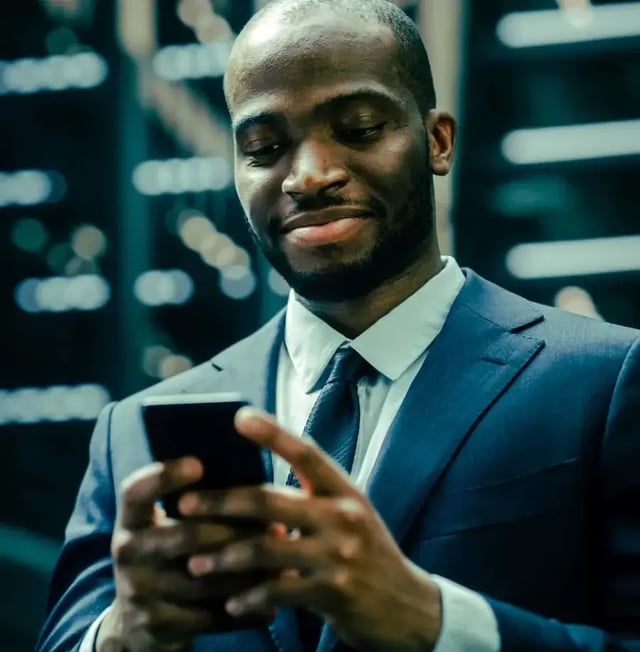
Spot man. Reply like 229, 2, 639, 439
37, 0, 640, 650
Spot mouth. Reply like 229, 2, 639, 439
281, 207, 374, 233
280, 208, 374, 248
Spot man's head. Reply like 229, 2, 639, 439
224, 0, 455, 302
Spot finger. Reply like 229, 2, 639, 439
134, 600, 276, 646
125, 566, 279, 603
269, 522, 289, 539
113, 520, 243, 565
224, 571, 341, 617
180, 486, 337, 531
135, 599, 214, 639
120, 457, 203, 530
234, 408, 356, 497
153, 502, 169, 524
188, 534, 330, 576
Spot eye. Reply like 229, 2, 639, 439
337, 124, 386, 143
243, 142, 285, 166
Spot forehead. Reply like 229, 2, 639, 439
226, 14, 405, 121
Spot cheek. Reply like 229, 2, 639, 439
236, 171, 271, 226
353, 137, 423, 203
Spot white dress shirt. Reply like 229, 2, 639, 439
273, 256, 500, 651
83, 257, 500, 652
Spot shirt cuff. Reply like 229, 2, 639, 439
431, 575, 500, 652
79, 607, 110, 652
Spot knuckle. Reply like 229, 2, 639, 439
324, 568, 351, 598
112, 530, 136, 564
335, 498, 367, 528
136, 603, 155, 629
120, 463, 165, 507
333, 568, 351, 590
245, 538, 261, 561
120, 477, 141, 507
158, 528, 195, 562
335, 536, 362, 562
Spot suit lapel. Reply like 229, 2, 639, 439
365, 301, 544, 545
320, 272, 546, 652
210, 309, 285, 413
210, 311, 285, 483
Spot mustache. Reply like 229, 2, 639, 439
283, 196, 356, 219
269, 196, 384, 233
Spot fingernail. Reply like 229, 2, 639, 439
226, 587, 266, 616
180, 457, 202, 477
226, 598, 244, 616
221, 545, 250, 567
235, 406, 265, 427
189, 555, 214, 576
246, 587, 267, 606
179, 493, 198, 514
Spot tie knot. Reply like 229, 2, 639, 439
326, 347, 372, 385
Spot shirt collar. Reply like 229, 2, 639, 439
284, 256, 465, 392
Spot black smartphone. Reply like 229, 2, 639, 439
140, 393, 268, 519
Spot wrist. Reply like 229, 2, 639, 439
367, 564, 442, 652
96, 603, 126, 652
409, 565, 442, 652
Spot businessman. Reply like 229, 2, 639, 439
37, 0, 640, 650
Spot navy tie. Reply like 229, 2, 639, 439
286, 346, 371, 487
286, 347, 372, 651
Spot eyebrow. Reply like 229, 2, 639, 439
232, 88, 400, 136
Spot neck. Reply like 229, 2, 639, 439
298, 240, 443, 339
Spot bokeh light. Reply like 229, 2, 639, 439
134, 269, 195, 306
132, 157, 232, 195
11, 218, 49, 253
14, 275, 111, 313
0, 384, 111, 425
0, 52, 108, 95
71, 224, 107, 260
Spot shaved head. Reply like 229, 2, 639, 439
225, 0, 436, 117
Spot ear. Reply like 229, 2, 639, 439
425, 110, 456, 176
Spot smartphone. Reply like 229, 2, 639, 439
140, 393, 268, 519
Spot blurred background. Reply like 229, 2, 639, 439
0, 0, 638, 649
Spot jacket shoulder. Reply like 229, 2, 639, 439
463, 270, 639, 356
117, 309, 285, 406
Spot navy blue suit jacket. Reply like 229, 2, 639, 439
37, 271, 640, 651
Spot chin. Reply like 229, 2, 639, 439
289, 275, 377, 302
262, 218, 434, 302
278, 258, 388, 302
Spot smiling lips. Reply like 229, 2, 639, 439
281, 207, 373, 246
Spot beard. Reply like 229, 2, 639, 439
248, 166, 435, 302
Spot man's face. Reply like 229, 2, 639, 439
226, 14, 435, 301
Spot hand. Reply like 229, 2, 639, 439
97, 457, 277, 652
179, 408, 442, 652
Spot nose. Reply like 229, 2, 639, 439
281, 139, 348, 198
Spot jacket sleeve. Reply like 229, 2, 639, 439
35, 402, 118, 652
487, 337, 640, 651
